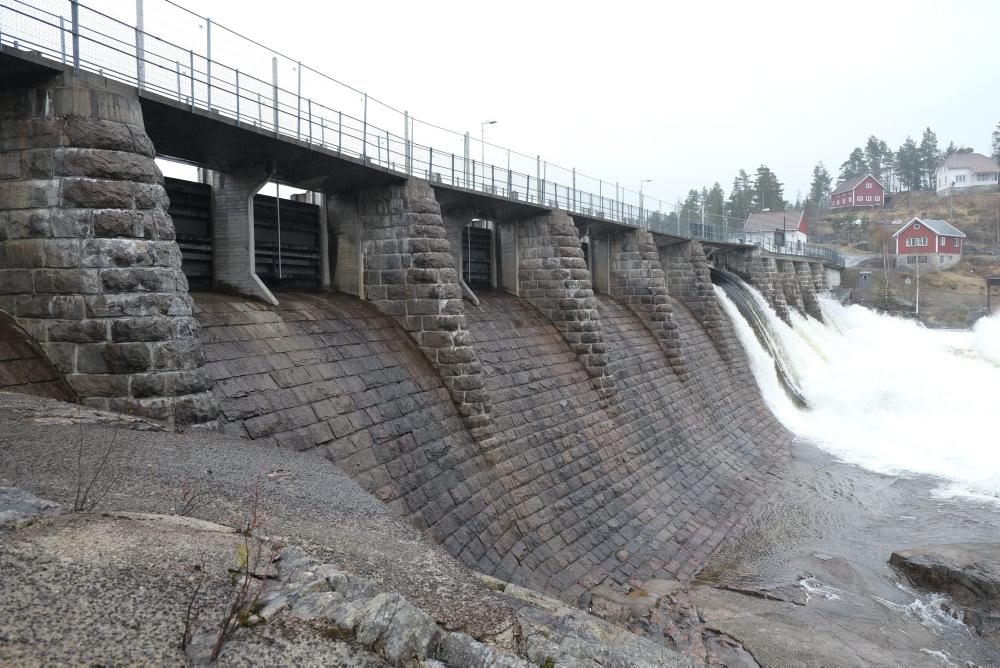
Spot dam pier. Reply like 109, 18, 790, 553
1, 4, 841, 618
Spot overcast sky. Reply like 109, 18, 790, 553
147, 0, 1000, 207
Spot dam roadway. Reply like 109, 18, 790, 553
0, 1, 821, 605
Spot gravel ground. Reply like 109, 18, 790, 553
0, 392, 519, 659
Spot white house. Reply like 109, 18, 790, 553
935, 152, 999, 196
742, 211, 807, 254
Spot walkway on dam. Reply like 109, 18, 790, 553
0, 0, 842, 268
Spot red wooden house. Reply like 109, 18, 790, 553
892, 217, 965, 271
830, 174, 886, 210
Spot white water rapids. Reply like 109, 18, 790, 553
715, 283, 1000, 503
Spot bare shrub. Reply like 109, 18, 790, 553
72, 409, 126, 512
177, 475, 217, 517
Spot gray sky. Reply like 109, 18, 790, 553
150, 0, 1000, 207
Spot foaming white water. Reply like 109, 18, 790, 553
715, 284, 1000, 502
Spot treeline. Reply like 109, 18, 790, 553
676, 165, 787, 224
807, 121, 1000, 204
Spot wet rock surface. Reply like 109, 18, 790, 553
891, 543, 1000, 640
692, 442, 1000, 666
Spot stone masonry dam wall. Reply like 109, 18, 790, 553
195, 289, 791, 599
1, 69, 795, 604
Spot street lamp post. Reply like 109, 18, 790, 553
639, 179, 652, 228
481, 120, 497, 170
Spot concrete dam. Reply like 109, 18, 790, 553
0, 33, 838, 605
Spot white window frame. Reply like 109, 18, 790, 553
866, 182, 873, 189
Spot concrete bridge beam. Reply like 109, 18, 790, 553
327, 192, 363, 297
0, 70, 217, 428
206, 165, 279, 306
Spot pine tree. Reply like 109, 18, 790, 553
705, 182, 725, 218
991, 122, 1000, 163
807, 162, 833, 208
895, 136, 922, 191
839, 148, 867, 180
864, 136, 891, 180
918, 127, 940, 190
726, 170, 754, 223
751, 165, 785, 212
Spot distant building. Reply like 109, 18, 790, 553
742, 210, 807, 253
891, 217, 965, 271
830, 174, 886, 210
935, 152, 1000, 196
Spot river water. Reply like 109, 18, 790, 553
701, 281, 1000, 665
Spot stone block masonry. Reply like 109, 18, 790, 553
516, 212, 615, 399
0, 312, 75, 402
777, 259, 805, 315
760, 256, 792, 324
795, 261, 823, 320
359, 180, 492, 440
810, 262, 828, 292
659, 240, 732, 360
0, 71, 217, 428
608, 229, 687, 378
196, 290, 792, 602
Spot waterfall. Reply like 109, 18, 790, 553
711, 267, 808, 407
714, 273, 1000, 504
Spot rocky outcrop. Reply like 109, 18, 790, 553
0, 70, 217, 428
890, 543, 1000, 639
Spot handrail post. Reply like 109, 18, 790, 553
60, 16, 66, 64
295, 61, 302, 140
271, 57, 279, 136
307, 99, 312, 144
205, 17, 211, 108
337, 111, 342, 155
134, 0, 144, 88
70, 0, 80, 74
188, 49, 194, 110
235, 69, 240, 126
362, 93, 368, 159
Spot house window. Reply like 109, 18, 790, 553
907, 255, 917, 264
866, 196, 872, 201
914, 222, 921, 230
940, 255, 946, 264
875, 196, 881, 201
918, 255, 928, 263
866, 182, 873, 189
955, 174, 966, 183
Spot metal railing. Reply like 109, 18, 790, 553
0, 0, 840, 267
